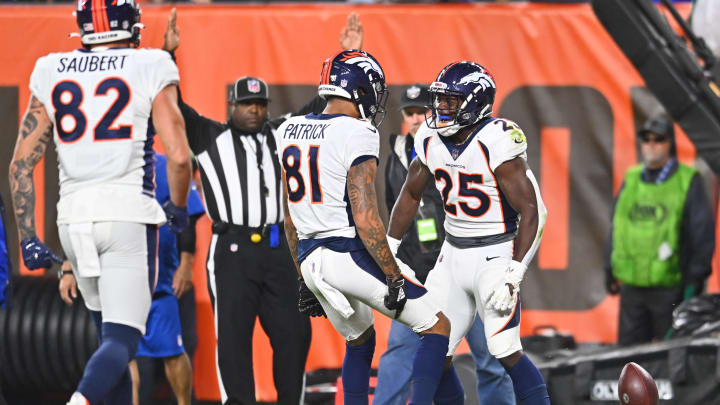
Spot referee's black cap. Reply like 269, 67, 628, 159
398, 83, 430, 111
229, 76, 270, 103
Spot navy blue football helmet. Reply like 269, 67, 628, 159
318, 50, 388, 127
427, 61, 496, 137
75, 0, 143, 47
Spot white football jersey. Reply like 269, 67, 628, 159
414, 118, 528, 238
275, 113, 379, 239
29, 47, 179, 225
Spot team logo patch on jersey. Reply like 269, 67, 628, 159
510, 128, 526, 144
247, 79, 261, 93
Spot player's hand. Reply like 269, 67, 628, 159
21, 237, 62, 270
163, 8, 180, 52
172, 260, 193, 298
58, 267, 77, 306
163, 200, 189, 233
340, 12, 363, 50
486, 260, 526, 312
298, 278, 326, 318
383, 274, 407, 319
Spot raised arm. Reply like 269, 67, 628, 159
9, 95, 62, 269
152, 84, 192, 232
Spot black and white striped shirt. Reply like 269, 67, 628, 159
179, 102, 283, 228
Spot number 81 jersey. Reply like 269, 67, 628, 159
29, 48, 179, 225
414, 118, 527, 239
275, 113, 380, 240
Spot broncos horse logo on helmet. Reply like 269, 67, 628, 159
75, 0, 143, 48
428, 61, 496, 137
318, 50, 389, 127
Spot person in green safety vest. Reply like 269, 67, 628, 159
605, 115, 715, 346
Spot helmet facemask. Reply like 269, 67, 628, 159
427, 84, 484, 137
364, 81, 389, 128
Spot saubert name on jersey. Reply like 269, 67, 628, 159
56, 54, 128, 73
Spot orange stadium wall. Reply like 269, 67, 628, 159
0, 2, 718, 402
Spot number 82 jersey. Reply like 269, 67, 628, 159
29, 48, 179, 225
413, 118, 528, 239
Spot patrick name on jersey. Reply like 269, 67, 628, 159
56, 54, 128, 73
281, 122, 332, 140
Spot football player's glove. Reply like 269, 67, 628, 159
298, 278, 326, 318
21, 237, 62, 270
384, 275, 407, 319
162, 200, 188, 234
486, 260, 526, 312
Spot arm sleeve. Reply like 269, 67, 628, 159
413, 128, 430, 167
148, 52, 180, 102
176, 214, 201, 254
29, 56, 50, 108
488, 120, 528, 171
343, 123, 380, 170
681, 173, 715, 282
384, 136, 398, 213
176, 87, 224, 154
295, 96, 327, 116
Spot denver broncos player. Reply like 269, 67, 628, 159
276, 50, 450, 405
8, 1, 191, 404
387, 62, 550, 405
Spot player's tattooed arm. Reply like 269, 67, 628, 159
387, 157, 433, 239
494, 157, 547, 265
281, 170, 303, 276
347, 158, 401, 280
9, 95, 54, 240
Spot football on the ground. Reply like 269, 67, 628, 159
618, 362, 659, 405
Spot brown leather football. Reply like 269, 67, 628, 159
618, 362, 659, 405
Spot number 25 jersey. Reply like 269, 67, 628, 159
29, 48, 179, 225
275, 113, 379, 240
414, 118, 528, 239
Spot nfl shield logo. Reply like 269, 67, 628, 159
340, 79, 348, 88
451, 150, 459, 159
406, 85, 421, 100
247, 79, 261, 93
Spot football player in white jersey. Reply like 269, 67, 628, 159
8, 1, 191, 404
387, 62, 551, 405
276, 50, 451, 405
